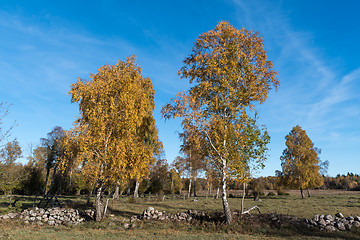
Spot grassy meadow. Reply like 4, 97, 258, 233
0, 190, 359, 240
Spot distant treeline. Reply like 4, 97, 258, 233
1, 150, 359, 197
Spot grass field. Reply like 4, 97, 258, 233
0, 190, 359, 240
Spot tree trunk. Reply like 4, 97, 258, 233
43, 168, 51, 195
216, 186, 220, 199
95, 186, 104, 222
193, 176, 197, 198
221, 170, 232, 224
86, 193, 91, 207
113, 182, 120, 199
187, 178, 192, 199
48, 163, 58, 195
241, 182, 246, 213
171, 178, 174, 194
300, 188, 305, 199
133, 180, 140, 198
307, 188, 311, 197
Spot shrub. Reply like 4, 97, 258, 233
267, 192, 276, 197
277, 191, 290, 196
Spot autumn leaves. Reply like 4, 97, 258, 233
162, 21, 278, 224
60, 21, 281, 223
61, 57, 161, 220
60, 21, 322, 224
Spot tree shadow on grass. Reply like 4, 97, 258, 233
107, 207, 139, 218
145, 202, 190, 212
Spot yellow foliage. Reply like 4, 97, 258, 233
61, 56, 161, 187
280, 125, 324, 190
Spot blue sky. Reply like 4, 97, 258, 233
0, 0, 359, 177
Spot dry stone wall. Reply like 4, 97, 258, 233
305, 213, 360, 232
129, 207, 210, 223
0, 207, 92, 226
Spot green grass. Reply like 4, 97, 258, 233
0, 190, 360, 239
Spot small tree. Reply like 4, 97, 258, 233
40, 126, 66, 197
280, 125, 323, 198
179, 125, 206, 199
22, 145, 47, 195
0, 139, 25, 197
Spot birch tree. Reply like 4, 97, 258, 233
62, 56, 161, 221
280, 125, 323, 198
162, 21, 278, 224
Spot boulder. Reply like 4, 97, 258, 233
318, 219, 327, 227
352, 221, 360, 227
335, 212, 344, 218
335, 222, 346, 231
324, 225, 337, 232
345, 223, 352, 231
324, 214, 333, 221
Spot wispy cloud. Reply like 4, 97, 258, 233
232, 0, 360, 175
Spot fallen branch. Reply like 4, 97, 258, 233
242, 205, 261, 214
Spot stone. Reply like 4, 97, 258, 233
324, 225, 337, 232
29, 210, 36, 217
309, 220, 317, 226
124, 223, 130, 229
346, 216, 354, 221
324, 215, 333, 221
335, 212, 344, 218
345, 223, 352, 231
335, 222, 346, 231
355, 216, 360, 222
9, 213, 18, 219
318, 219, 327, 227
313, 214, 319, 222
352, 221, 360, 227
